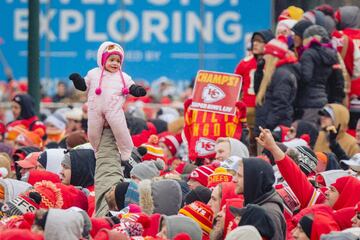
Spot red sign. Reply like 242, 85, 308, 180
190, 70, 242, 115
184, 98, 247, 161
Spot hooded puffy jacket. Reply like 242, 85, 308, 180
297, 42, 339, 109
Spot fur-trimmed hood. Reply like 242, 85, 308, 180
138, 179, 182, 216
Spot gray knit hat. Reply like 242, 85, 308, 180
61, 152, 71, 169
303, 25, 330, 43
320, 231, 358, 240
130, 159, 164, 180
160, 215, 202, 240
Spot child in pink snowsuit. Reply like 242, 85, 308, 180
69, 41, 146, 160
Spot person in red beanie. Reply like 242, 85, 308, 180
159, 133, 182, 160
159, 133, 183, 169
187, 164, 216, 190
254, 36, 299, 137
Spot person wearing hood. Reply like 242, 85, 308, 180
69, 41, 147, 162
105, 178, 182, 216
157, 215, 202, 240
334, 6, 360, 77
335, 6, 360, 31
234, 30, 274, 154
138, 179, 182, 216
32, 207, 91, 240
330, 6, 360, 107
295, 25, 343, 123
7, 93, 46, 139
130, 159, 164, 182
258, 127, 360, 212
60, 148, 95, 189
302, 10, 336, 34
315, 103, 360, 157
44, 108, 70, 144
214, 137, 249, 162
231, 155, 286, 239
208, 181, 242, 217
254, 36, 299, 137
230, 204, 275, 240
60, 148, 96, 216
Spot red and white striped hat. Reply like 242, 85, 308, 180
188, 164, 216, 187
141, 135, 165, 162
159, 134, 183, 157
264, 36, 289, 59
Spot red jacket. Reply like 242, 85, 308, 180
278, 155, 360, 211
276, 155, 326, 210
332, 30, 356, 77
234, 55, 257, 108
310, 211, 340, 240
7, 116, 46, 138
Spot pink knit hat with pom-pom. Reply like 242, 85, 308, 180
95, 43, 129, 96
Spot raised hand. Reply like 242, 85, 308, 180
327, 124, 340, 144
256, 126, 277, 151
129, 84, 147, 97
69, 73, 87, 91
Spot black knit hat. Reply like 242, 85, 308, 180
251, 29, 275, 44
184, 185, 211, 205
292, 20, 313, 37
114, 182, 130, 210
299, 215, 313, 238
287, 146, 318, 175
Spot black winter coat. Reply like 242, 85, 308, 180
255, 63, 300, 135
296, 43, 338, 108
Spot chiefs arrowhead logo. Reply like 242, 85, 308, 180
201, 84, 225, 104
195, 138, 216, 156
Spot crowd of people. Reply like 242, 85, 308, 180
0, 3, 360, 240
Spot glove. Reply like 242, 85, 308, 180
327, 124, 340, 145
121, 160, 133, 178
129, 84, 147, 97
69, 73, 87, 91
